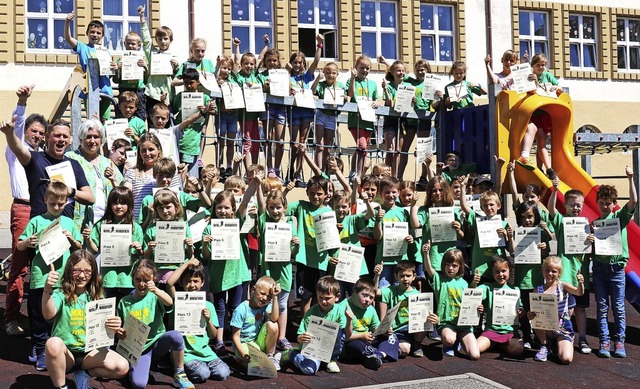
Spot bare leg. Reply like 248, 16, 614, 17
556, 338, 574, 364
315, 125, 326, 169
300, 297, 312, 316
535, 128, 551, 170
384, 130, 398, 176
83, 348, 129, 379
45, 337, 74, 387
398, 126, 416, 180
324, 130, 335, 164
296, 123, 310, 174
278, 310, 288, 340
459, 331, 480, 360
265, 321, 279, 354
273, 122, 285, 173
477, 335, 492, 353
520, 123, 538, 157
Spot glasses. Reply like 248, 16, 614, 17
72, 269, 92, 276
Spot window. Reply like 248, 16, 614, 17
617, 17, 640, 72
420, 4, 454, 63
231, 0, 273, 54
102, 0, 148, 52
569, 14, 598, 69
25, 0, 75, 51
298, 0, 338, 59
519, 10, 549, 61
360, 1, 397, 59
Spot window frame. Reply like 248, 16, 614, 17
518, 10, 550, 62
101, 0, 148, 53
360, 0, 398, 60
297, 0, 339, 60
568, 13, 599, 71
25, 0, 75, 53
230, 0, 274, 54
419, 3, 455, 65
616, 17, 640, 73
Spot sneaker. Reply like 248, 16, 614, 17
578, 339, 592, 354
546, 167, 557, 180
598, 342, 611, 358
523, 341, 532, 350
534, 346, 548, 362
213, 340, 228, 356
613, 342, 626, 358
268, 168, 277, 178
172, 371, 195, 389
277, 338, 292, 351
428, 328, 441, 342
294, 173, 306, 188
28, 345, 37, 363
5, 320, 27, 336
410, 342, 424, 357
72, 369, 92, 389
269, 354, 282, 371
35, 351, 47, 371
325, 360, 340, 373
516, 156, 536, 171
442, 345, 456, 357
362, 353, 383, 370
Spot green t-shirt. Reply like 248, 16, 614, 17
172, 91, 211, 156
298, 302, 347, 335
257, 213, 294, 291
117, 291, 169, 351
142, 221, 192, 270
417, 205, 461, 270
375, 206, 410, 265
128, 116, 147, 148
287, 200, 335, 270
443, 80, 483, 109
232, 70, 263, 120
467, 209, 509, 280
316, 80, 346, 116
379, 285, 419, 331
176, 59, 216, 93
346, 77, 378, 130
21, 215, 82, 289
513, 228, 549, 290
51, 290, 91, 352
138, 191, 204, 225
430, 272, 468, 326
537, 71, 559, 86
593, 207, 635, 266
343, 298, 379, 334
91, 220, 144, 288
184, 300, 220, 363
201, 219, 251, 292
115, 53, 146, 91
334, 213, 369, 276
478, 283, 521, 334
549, 212, 591, 289
141, 21, 174, 101
441, 163, 476, 184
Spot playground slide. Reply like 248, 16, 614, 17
496, 90, 640, 312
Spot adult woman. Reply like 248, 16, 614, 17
123, 132, 181, 219
66, 119, 122, 231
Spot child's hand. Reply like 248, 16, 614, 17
427, 312, 439, 325
130, 241, 142, 253
351, 68, 357, 78
363, 332, 374, 343
247, 206, 258, 216
124, 127, 134, 137
23, 234, 38, 249
477, 304, 484, 314
105, 316, 122, 331
521, 50, 529, 63
484, 54, 492, 65
233, 37, 241, 46
328, 157, 338, 172
377, 209, 386, 220
626, 165, 634, 178
170, 58, 179, 69
374, 263, 383, 275
116, 327, 127, 339
551, 176, 559, 188
203, 235, 213, 243
202, 308, 211, 320
422, 240, 431, 253
137, 58, 146, 68
299, 333, 312, 344
405, 235, 414, 244
507, 161, 515, 172
381, 80, 387, 90
435, 161, 445, 173
291, 236, 300, 246
434, 90, 443, 100
316, 34, 324, 44
410, 192, 418, 207
82, 226, 91, 240
345, 309, 355, 321
527, 311, 537, 320
66, 12, 75, 21
104, 165, 115, 180
263, 34, 270, 45
233, 152, 245, 164
146, 280, 157, 293
451, 220, 462, 231
517, 307, 525, 318
377, 55, 386, 64
472, 269, 481, 285
577, 269, 585, 285
285, 180, 296, 192
586, 233, 595, 243
45, 270, 59, 289
187, 257, 200, 267
272, 283, 281, 296
371, 101, 379, 109
137, 5, 145, 17
329, 256, 339, 266
537, 242, 547, 250
184, 238, 193, 247
494, 155, 505, 166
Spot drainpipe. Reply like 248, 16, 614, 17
485, 0, 498, 193
188, 0, 195, 43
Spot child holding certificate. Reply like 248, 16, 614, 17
422, 246, 480, 359
215, 55, 240, 178
117, 92, 147, 148
433, 61, 486, 110
380, 61, 411, 176
18, 181, 83, 371
43, 250, 129, 389
476, 256, 524, 357
354, 175, 381, 277
166, 258, 231, 382
113, 31, 148, 121
87, 186, 143, 302
173, 38, 216, 91
527, 256, 584, 364
116, 260, 195, 389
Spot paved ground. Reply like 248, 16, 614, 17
1, 246, 640, 389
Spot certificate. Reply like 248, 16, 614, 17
294, 89, 316, 109
264, 222, 292, 262
393, 84, 416, 113
457, 288, 483, 326
116, 315, 151, 367
416, 137, 433, 165
222, 83, 245, 109
100, 224, 132, 268
356, 199, 379, 215
268, 69, 290, 97
447, 83, 468, 103
239, 213, 256, 234
244, 84, 266, 112
105, 118, 129, 149
46, 160, 77, 189
429, 207, 456, 243
209, 219, 240, 260
373, 302, 400, 337
323, 86, 345, 106
198, 72, 221, 95
85, 297, 116, 352
408, 293, 434, 333
126, 150, 137, 167
120, 50, 144, 81
334, 244, 365, 284
509, 63, 537, 93
492, 288, 520, 326
148, 128, 178, 162
150, 52, 173, 75
181, 92, 203, 120
154, 221, 186, 264
313, 212, 341, 252
513, 227, 541, 264
187, 210, 209, 244
356, 96, 376, 122
422, 74, 446, 100
329, 174, 344, 191
301, 316, 340, 363
562, 217, 591, 254
382, 222, 409, 257
94, 45, 113, 76
38, 218, 71, 265
593, 218, 623, 256
477, 216, 505, 248
174, 291, 207, 336
247, 343, 278, 378
529, 293, 559, 331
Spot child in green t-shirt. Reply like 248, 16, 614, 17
119, 91, 147, 148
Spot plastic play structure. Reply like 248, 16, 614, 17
496, 90, 640, 312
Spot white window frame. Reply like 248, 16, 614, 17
102, 0, 149, 52
25, 0, 75, 53
360, 0, 398, 59
569, 13, 598, 70
420, 3, 454, 65
518, 10, 549, 60
297, 0, 338, 60
616, 17, 640, 73
231, 0, 273, 54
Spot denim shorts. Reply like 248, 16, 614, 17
216, 111, 238, 138
315, 110, 338, 131
260, 105, 287, 125
291, 115, 314, 127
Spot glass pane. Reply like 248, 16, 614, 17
519, 11, 530, 36
533, 12, 547, 37
28, 0, 47, 13
103, 21, 124, 51
27, 19, 49, 49
617, 19, 626, 42
54, 19, 73, 49
380, 3, 396, 28
422, 35, 434, 61
129, 22, 142, 36
362, 31, 376, 58
255, 27, 272, 52
519, 41, 531, 61
361, 2, 375, 27
583, 16, 595, 40
618, 46, 627, 69
630, 19, 640, 42
381, 33, 396, 58
583, 44, 596, 68
438, 6, 452, 31
254, 0, 272, 22
128, 0, 147, 17
569, 14, 579, 38
232, 0, 249, 21
319, 1, 335, 25
570, 43, 579, 66
534, 41, 548, 56
630, 47, 640, 69
56, 0, 74, 14
439, 36, 453, 62
232, 26, 250, 53
103, 0, 123, 16
298, 0, 314, 24
421, 5, 433, 30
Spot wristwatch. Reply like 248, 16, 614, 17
70, 187, 76, 199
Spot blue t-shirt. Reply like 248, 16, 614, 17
290, 70, 316, 117
230, 300, 272, 343
74, 41, 113, 97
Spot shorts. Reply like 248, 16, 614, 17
291, 115, 314, 127
217, 111, 239, 138
481, 330, 517, 343
553, 318, 575, 342
573, 289, 590, 308
438, 323, 473, 334
406, 119, 431, 133
277, 290, 290, 313
296, 263, 327, 300
233, 322, 270, 362
241, 119, 261, 155
315, 110, 338, 131
531, 110, 552, 134
394, 325, 412, 343
260, 105, 287, 125
71, 350, 90, 371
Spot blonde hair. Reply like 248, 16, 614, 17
542, 256, 563, 277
